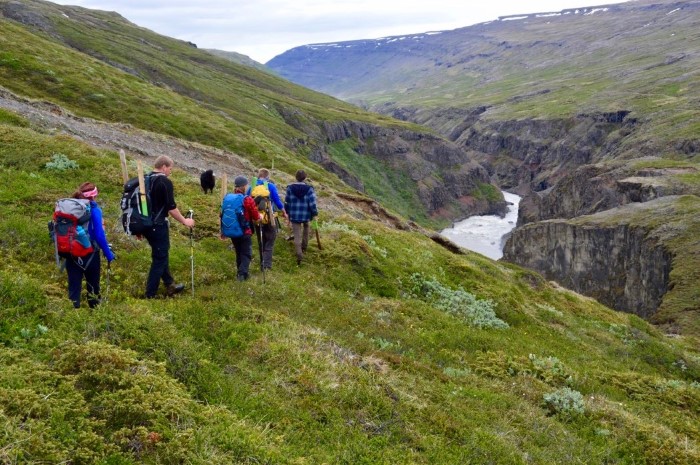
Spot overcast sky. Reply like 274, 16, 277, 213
52, 1, 631, 63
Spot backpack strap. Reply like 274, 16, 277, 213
146, 172, 167, 224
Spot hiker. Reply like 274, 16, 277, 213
65, 182, 115, 308
247, 168, 287, 270
220, 176, 261, 281
284, 170, 318, 265
142, 155, 194, 298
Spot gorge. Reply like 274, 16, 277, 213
267, 0, 700, 336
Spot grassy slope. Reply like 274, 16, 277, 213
0, 1, 699, 462
0, 1, 453, 226
1, 111, 700, 463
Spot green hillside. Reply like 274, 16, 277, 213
2, 109, 699, 464
1, 0, 477, 226
0, 0, 506, 228
1, 0, 699, 463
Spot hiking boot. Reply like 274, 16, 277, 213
237, 274, 247, 282
166, 283, 185, 296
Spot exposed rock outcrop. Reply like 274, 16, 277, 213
276, 105, 507, 221
444, 111, 637, 188
519, 164, 698, 225
503, 216, 672, 319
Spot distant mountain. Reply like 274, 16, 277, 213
204, 48, 268, 72
269, 0, 700, 334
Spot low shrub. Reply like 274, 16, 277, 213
529, 353, 575, 386
408, 273, 508, 329
543, 387, 585, 418
44, 153, 79, 171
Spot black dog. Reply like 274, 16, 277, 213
200, 169, 215, 194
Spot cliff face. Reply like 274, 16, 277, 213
423, 111, 638, 213
503, 219, 672, 319
277, 106, 507, 221
520, 165, 695, 225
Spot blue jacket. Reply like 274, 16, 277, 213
284, 182, 318, 223
89, 201, 115, 262
247, 178, 285, 211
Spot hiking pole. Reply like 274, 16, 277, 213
103, 261, 111, 305
49, 221, 60, 268
187, 210, 194, 297
255, 224, 266, 284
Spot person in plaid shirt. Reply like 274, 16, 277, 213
284, 170, 318, 265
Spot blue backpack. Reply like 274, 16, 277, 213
221, 193, 248, 238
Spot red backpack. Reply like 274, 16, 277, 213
51, 198, 94, 259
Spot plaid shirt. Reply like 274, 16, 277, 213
284, 182, 318, 223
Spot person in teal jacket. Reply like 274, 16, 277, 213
65, 181, 115, 308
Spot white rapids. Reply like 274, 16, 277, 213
440, 192, 521, 260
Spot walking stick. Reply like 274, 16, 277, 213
312, 219, 322, 250
187, 210, 194, 296
255, 224, 266, 284
103, 260, 112, 305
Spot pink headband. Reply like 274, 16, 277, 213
82, 186, 98, 199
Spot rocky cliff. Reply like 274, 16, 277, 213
276, 104, 507, 222
503, 219, 672, 318
503, 196, 700, 331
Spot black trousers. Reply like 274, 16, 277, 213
143, 222, 173, 297
231, 234, 253, 279
66, 252, 100, 308
259, 223, 277, 269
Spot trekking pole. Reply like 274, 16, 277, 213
49, 221, 60, 268
255, 224, 266, 284
103, 260, 111, 305
187, 210, 195, 296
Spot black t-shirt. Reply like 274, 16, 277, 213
149, 172, 176, 224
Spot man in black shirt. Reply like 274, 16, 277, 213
143, 155, 195, 298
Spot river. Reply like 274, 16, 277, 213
440, 192, 522, 260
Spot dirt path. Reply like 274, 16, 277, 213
0, 85, 420, 230
0, 85, 255, 178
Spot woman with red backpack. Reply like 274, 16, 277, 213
65, 182, 115, 308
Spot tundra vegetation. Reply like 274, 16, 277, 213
0, 1, 699, 463
2, 117, 699, 464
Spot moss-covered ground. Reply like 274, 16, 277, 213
1, 110, 699, 464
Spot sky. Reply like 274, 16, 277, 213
51, 1, 631, 63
